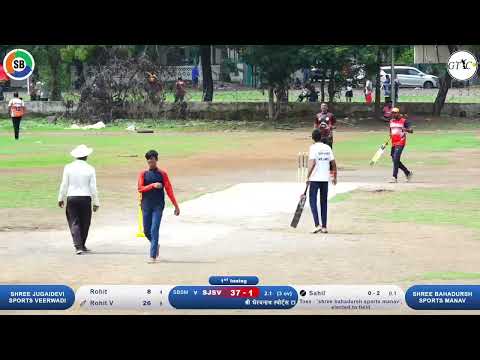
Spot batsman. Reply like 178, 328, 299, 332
388, 107, 414, 183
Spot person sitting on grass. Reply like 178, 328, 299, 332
138, 150, 180, 263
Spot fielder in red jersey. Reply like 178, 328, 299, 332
389, 108, 413, 183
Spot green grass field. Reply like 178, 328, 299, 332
0, 128, 240, 169
373, 188, 480, 231
1, 118, 478, 210
419, 272, 480, 280
334, 131, 480, 167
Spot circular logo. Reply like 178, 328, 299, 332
447, 50, 478, 81
2, 49, 35, 80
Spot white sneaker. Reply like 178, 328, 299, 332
388, 177, 397, 183
147, 257, 156, 264
76, 250, 83, 255
311, 225, 322, 234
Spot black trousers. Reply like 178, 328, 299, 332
391, 145, 410, 178
309, 181, 329, 227
66, 196, 92, 250
12, 117, 21, 140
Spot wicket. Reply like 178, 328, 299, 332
297, 152, 309, 182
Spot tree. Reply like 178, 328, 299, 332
200, 45, 213, 102
60, 45, 99, 89
432, 45, 458, 116
355, 45, 391, 119
242, 45, 303, 120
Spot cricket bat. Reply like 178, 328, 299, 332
290, 183, 310, 228
370, 139, 389, 166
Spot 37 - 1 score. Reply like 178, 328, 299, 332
229, 287, 259, 298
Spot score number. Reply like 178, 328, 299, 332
228, 287, 259, 298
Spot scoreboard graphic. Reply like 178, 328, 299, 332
1, 277, 479, 311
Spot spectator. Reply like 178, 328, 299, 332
382, 74, 391, 101
174, 77, 186, 103
306, 83, 318, 102
192, 66, 199, 89
365, 79, 373, 104
394, 75, 400, 103
345, 80, 353, 103
303, 68, 311, 84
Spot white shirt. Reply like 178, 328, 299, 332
308, 142, 335, 182
58, 160, 100, 206
8, 98, 25, 117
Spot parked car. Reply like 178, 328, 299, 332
380, 66, 439, 88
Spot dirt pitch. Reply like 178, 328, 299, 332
1, 123, 480, 315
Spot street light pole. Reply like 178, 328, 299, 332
391, 46, 395, 107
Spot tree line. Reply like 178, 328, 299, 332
1, 45, 476, 119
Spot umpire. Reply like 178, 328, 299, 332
58, 145, 100, 255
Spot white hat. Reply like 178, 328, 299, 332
70, 144, 93, 158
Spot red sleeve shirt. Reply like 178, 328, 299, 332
137, 170, 156, 193
159, 169, 179, 209
137, 169, 179, 208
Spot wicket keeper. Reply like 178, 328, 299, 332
389, 107, 413, 183
314, 103, 336, 149
138, 150, 180, 263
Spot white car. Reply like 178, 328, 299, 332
380, 66, 439, 88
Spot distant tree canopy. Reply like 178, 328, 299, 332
4, 44, 475, 118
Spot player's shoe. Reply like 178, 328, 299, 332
311, 225, 322, 234
81, 247, 91, 252
76, 249, 83, 255
147, 257, 156, 264
321, 228, 328, 233
388, 177, 397, 183
406, 171, 413, 182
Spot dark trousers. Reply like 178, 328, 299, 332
142, 206, 164, 258
391, 145, 410, 178
12, 117, 21, 140
66, 196, 92, 250
309, 181, 329, 227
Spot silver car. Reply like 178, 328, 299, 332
380, 66, 439, 88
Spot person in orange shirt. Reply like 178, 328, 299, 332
389, 108, 414, 183
7, 92, 26, 140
